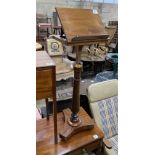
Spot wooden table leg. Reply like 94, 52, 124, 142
45, 98, 49, 120
96, 140, 104, 155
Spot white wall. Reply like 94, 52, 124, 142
36, 0, 118, 24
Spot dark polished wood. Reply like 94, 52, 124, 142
60, 108, 94, 140
68, 45, 83, 124
54, 8, 109, 140
36, 107, 104, 155
70, 64, 82, 124
36, 51, 58, 144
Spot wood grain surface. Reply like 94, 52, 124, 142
36, 51, 56, 100
36, 107, 104, 155
56, 8, 109, 43
36, 51, 58, 144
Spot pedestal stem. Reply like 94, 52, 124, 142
68, 45, 82, 126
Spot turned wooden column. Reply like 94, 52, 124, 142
68, 45, 82, 126
59, 45, 94, 140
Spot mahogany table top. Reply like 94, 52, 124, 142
36, 107, 104, 155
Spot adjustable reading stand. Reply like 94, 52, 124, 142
53, 8, 109, 141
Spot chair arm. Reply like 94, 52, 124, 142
103, 138, 112, 149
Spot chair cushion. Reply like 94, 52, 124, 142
90, 96, 118, 139
88, 79, 118, 103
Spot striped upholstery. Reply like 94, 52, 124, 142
97, 96, 118, 139
88, 80, 118, 155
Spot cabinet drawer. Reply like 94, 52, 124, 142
67, 139, 102, 155
36, 69, 54, 100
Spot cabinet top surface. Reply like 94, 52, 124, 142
36, 51, 55, 68
36, 107, 104, 155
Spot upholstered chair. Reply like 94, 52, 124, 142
87, 79, 118, 155
46, 37, 74, 81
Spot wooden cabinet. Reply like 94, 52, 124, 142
36, 51, 58, 143
36, 51, 56, 100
